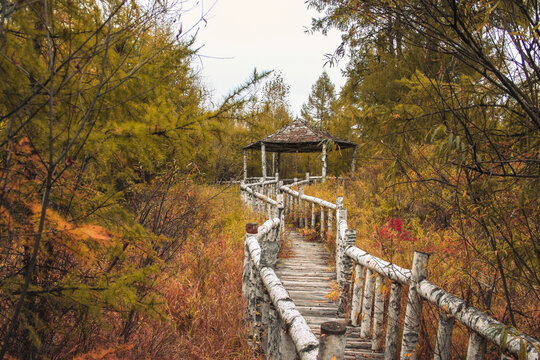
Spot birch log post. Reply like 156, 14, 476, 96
360, 268, 375, 338
351, 263, 365, 326
327, 208, 333, 231
277, 193, 284, 241
311, 203, 316, 229
278, 319, 298, 359
304, 200, 309, 230
338, 229, 355, 318
267, 303, 280, 359
372, 275, 385, 351
260, 219, 280, 354
335, 197, 344, 284
276, 153, 281, 181
299, 187, 305, 228
320, 206, 325, 240
243, 223, 258, 297
385, 281, 403, 360
434, 312, 454, 360
261, 143, 267, 181
400, 251, 429, 360
243, 150, 248, 181
322, 143, 327, 183
467, 332, 487, 360
317, 322, 347, 360
306, 172, 310, 185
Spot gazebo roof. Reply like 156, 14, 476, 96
243, 119, 357, 153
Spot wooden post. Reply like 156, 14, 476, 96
276, 153, 281, 181
286, 193, 291, 216
372, 275, 385, 351
338, 229, 355, 318
261, 142, 267, 181
335, 197, 344, 283
322, 143, 327, 182
278, 319, 297, 358
260, 224, 279, 270
299, 187, 305, 228
244, 150, 248, 181
385, 281, 403, 360
267, 303, 280, 359
311, 202, 316, 228
242, 223, 257, 298
306, 171, 310, 185
304, 201, 309, 230
320, 206, 325, 240
318, 322, 347, 360
466, 331, 487, 360
434, 312, 455, 360
360, 268, 375, 338
327, 208, 333, 231
400, 251, 429, 360
351, 146, 357, 173
351, 263, 365, 326
276, 193, 284, 243
272, 152, 276, 177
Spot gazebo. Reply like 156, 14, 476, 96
243, 119, 357, 181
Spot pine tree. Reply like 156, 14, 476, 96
301, 71, 336, 129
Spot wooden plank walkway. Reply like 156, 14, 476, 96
275, 231, 383, 360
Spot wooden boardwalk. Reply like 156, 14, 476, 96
276, 231, 383, 360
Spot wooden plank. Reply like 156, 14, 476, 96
276, 231, 383, 360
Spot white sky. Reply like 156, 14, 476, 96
180, 0, 346, 116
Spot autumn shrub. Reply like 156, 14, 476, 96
0, 145, 257, 359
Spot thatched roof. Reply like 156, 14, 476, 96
243, 119, 357, 153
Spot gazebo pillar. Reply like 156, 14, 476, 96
322, 143, 327, 182
276, 153, 281, 181
261, 142, 267, 181
351, 146, 357, 173
243, 150, 248, 181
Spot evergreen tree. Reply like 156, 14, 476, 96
301, 71, 336, 129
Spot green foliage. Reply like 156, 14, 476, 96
301, 71, 337, 129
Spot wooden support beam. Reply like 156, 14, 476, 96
276, 153, 281, 181
311, 203, 316, 228
384, 281, 403, 360
244, 150, 248, 181
322, 143, 327, 182
360, 268, 375, 338
299, 187, 305, 228
467, 331, 487, 360
261, 143, 267, 181
351, 146, 357, 173
320, 206, 325, 240
434, 312, 455, 360
338, 229, 355, 318
318, 322, 347, 360
351, 263, 365, 326
327, 208, 333, 231
400, 251, 429, 360
372, 275, 385, 351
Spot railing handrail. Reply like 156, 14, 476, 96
245, 220, 319, 360
273, 182, 539, 360
240, 183, 279, 206
240, 179, 540, 360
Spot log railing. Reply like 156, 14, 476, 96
240, 179, 540, 360
240, 181, 346, 360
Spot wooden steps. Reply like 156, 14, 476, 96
276, 231, 383, 360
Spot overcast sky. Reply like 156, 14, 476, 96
180, 0, 346, 116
